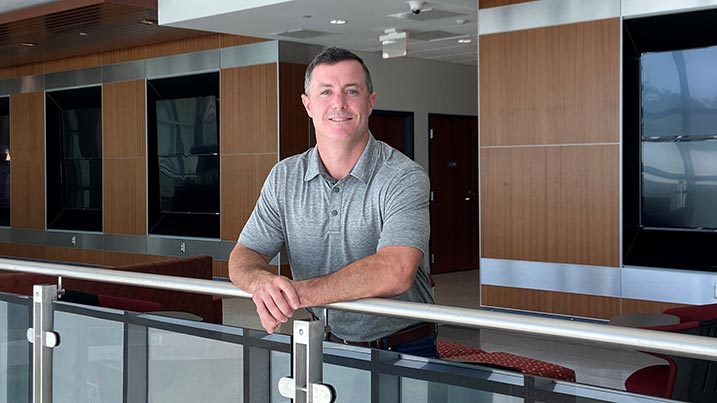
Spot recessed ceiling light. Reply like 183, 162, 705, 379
330, 19, 347, 25
458, 39, 472, 44
79, 32, 88, 36
19, 42, 38, 47
138, 18, 157, 25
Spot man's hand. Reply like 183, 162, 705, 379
250, 274, 301, 333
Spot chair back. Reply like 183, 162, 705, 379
671, 318, 717, 403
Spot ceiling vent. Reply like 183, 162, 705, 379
273, 29, 334, 39
43, 5, 101, 34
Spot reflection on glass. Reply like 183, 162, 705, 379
642, 141, 717, 229
158, 156, 219, 214
402, 377, 516, 403
642, 46, 717, 138
148, 328, 243, 402
0, 299, 30, 403
63, 159, 102, 210
156, 96, 218, 156
53, 311, 123, 403
0, 98, 9, 222
61, 108, 102, 159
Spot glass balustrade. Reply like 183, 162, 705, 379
0, 289, 698, 403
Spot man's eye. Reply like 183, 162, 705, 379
321, 90, 331, 95
346, 89, 359, 95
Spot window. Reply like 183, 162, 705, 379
147, 72, 220, 238
0, 97, 9, 226
46, 86, 102, 231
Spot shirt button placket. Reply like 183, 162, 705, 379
329, 186, 341, 231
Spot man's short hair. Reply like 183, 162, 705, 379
304, 46, 373, 95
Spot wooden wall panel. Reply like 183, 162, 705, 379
0, 242, 12, 256
103, 251, 169, 266
220, 154, 276, 240
621, 299, 689, 315
104, 158, 146, 235
279, 62, 311, 160
45, 246, 104, 266
482, 285, 621, 319
481, 145, 619, 266
103, 80, 146, 158
213, 260, 228, 278
11, 244, 46, 261
480, 18, 619, 146
479, 0, 535, 8
10, 92, 45, 230
221, 64, 278, 155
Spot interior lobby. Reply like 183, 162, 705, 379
2, 1, 717, 402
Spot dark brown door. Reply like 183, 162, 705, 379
429, 114, 479, 274
369, 110, 413, 158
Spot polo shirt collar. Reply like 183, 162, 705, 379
304, 133, 378, 184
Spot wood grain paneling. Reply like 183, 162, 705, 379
621, 299, 689, 315
480, 18, 619, 146
482, 285, 621, 319
220, 34, 266, 48
279, 62, 310, 160
103, 251, 168, 266
221, 64, 278, 155
44, 53, 104, 75
11, 244, 46, 260
479, 0, 535, 8
45, 246, 104, 265
213, 260, 228, 278
220, 154, 277, 240
104, 158, 146, 235
103, 80, 146, 158
10, 92, 44, 161
481, 145, 619, 266
0, 242, 12, 256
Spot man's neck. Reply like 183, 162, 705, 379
316, 135, 369, 181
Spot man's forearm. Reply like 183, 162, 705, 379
295, 245, 421, 308
228, 243, 274, 293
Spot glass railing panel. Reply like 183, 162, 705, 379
0, 294, 30, 403
53, 304, 125, 403
146, 327, 243, 402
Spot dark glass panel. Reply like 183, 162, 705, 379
158, 155, 219, 214
60, 108, 102, 158
156, 96, 218, 156
642, 47, 717, 139
0, 97, 9, 225
62, 159, 102, 210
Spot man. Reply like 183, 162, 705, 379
228, 46, 437, 358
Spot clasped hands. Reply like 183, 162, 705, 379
251, 274, 303, 333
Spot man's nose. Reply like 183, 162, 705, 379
330, 93, 347, 109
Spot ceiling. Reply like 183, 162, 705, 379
161, 0, 479, 65
0, 0, 480, 69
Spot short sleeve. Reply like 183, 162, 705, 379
238, 166, 285, 258
376, 168, 430, 256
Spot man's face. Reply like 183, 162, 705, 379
301, 60, 376, 146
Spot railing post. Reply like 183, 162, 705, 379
26, 284, 60, 403
278, 320, 335, 403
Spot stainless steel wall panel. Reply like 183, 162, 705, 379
0, 81, 9, 96
102, 60, 146, 84
478, 0, 620, 35
622, 0, 717, 18
146, 49, 220, 79
623, 266, 717, 305
221, 41, 278, 69
480, 258, 621, 297
10, 75, 44, 94
11, 229, 47, 246
220, 240, 236, 261
278, 41, 321, 65
45, 67, 102, 91
46, 230, 103, 250
147, 236, 221, 259
103, 234, 148, 254
0, 227, 10, 243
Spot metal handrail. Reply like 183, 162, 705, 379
3, 257, 717, 361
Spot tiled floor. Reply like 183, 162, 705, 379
222, 269, 658, 393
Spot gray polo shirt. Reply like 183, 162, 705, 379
239, 134, 434, 341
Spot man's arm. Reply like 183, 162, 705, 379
294, 245, 422, 308
228, 243, 300, 333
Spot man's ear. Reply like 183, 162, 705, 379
301, 93, 312, 118
368, 92, 377, 114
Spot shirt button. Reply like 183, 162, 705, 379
331, 210, 338, 216
333, 187, 340, 193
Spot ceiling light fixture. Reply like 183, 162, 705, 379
79, 32, 88, 36
330, 19, 347, 25
138, 18, 157, 25
458, 38, 472, 44
19, 42, 38, 47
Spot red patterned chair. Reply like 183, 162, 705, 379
437, 339, 576, 382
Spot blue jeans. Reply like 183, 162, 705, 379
386, 331, 439, 359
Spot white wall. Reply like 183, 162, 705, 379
358, 52, 478, 171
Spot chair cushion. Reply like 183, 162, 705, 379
624, 364, 674, 398
448, 351, 576, 382
437, 339, 484, 358
664, 304, 717, 323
